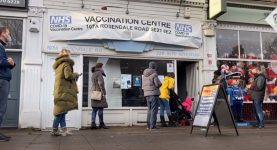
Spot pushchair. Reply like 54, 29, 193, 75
169, 90, 193, 126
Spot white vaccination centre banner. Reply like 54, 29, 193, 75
47, 11, 203, 48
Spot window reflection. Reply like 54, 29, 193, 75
216, 29, 239, 58
262, 32, 277, 60
0, 18, 23, 49
239, 31, 261, 59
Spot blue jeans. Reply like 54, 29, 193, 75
53, 112, 67, 129
231, 100, 243, 121
0, 79, 10, 126
146, 96, 159, 129
253, 100, 264, 128
91, 107, 104, 123
159, 99, 171, 116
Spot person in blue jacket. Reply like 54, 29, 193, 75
0, 27, 16, 142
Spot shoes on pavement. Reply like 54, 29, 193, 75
0, 133, 11, 139
51, 128, 61, 136
99, 122, 109, 129
91, 122, 98, 129
0, 134, 10, 142
60, 128, 73, 136
149, 127, 159, 131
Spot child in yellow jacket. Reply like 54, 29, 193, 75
159, 73, 175, 127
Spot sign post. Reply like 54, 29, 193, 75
190, 84, 239, 136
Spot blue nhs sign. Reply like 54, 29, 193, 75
50, 16, 72, 24
175, 23, 192, 33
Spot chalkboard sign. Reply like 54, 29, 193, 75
191, 84, 238, 136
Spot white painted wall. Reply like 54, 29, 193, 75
43, 0, 206, 21
40, 54, 83, 129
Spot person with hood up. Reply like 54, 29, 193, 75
142, 61, 162, 130
52, 49, 80, 136
159, 72, 175, 127
90, 63, 108, 129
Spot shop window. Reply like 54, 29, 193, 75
262, 32, 277, 60
239, 31, 261, 59
216, 60, 276, 102
82, 57, 172, 107
0, 18, 23, 49
216, 29, 239, 58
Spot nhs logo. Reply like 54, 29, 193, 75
50, 16, 72, 24
175, 23, 192, 33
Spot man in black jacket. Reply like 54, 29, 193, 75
0, 27, 15, 141
247, 65, 266, 129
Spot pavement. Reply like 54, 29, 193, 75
1, 125, 277, 150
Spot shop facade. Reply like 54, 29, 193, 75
2, 0, 218, 129
37, 0, 218, 129
215, 1, 277, 122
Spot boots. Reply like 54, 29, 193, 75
168, 115, 176, 127
160, 116, 167, 127
51, 128, 61, 136
99, 122, 109, 129
60, 128, 73, 136
90, 122, 98, 129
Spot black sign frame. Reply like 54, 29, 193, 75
190, 84, 239, 136
0, 0, 28, 10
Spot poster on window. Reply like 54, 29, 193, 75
121, 74, 132, 89
133, 75, 142, 87
167, 63, 174, 72
112, 78, 121, 88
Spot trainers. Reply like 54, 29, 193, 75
0, 135, 9, 142
60, 128, 73, 136
51, 129, 61, 136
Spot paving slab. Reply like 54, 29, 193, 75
1, 125, 277, 150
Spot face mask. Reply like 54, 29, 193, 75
6, 35, 12, 42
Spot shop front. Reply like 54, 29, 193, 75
40, 9, 210, 129
216, 3, 277, 122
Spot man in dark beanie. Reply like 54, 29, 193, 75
142, 61, 161, 131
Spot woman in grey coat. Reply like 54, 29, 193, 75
91, 63, 108, 129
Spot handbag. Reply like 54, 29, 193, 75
91, 91, 102, 101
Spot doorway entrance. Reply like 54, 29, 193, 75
177, 61, 199, 101
1, 52, 21, 127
